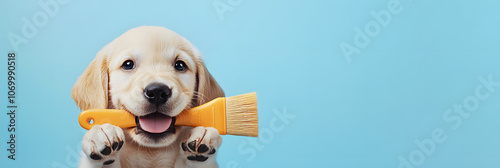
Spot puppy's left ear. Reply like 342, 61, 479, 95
71, 50, 109, 110
195, 61, 225, 106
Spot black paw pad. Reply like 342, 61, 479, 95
90, 153, 102, 160
208, 148, 216, 155
188, 141, 197, 151
112, 142, 118, 150
181, 142, 187, 151
117, 141, 124, 151
197, 144, 209, 153
187, 155, 209, 162
101, 146, 112, 155
103, 159, 115, 165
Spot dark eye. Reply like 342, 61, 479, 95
121, 60, 135, 70
174, 60, 188, 71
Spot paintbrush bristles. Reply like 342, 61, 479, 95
225, 92, 259, 137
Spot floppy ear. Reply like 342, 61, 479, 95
195, 62, 225, 106
71, 50, 109, 110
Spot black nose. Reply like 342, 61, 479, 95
144, 83, 171, 106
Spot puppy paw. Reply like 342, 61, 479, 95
82, 123, 124, 166
181, 127, 222, 162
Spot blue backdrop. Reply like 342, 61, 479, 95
1, 0, 500, 167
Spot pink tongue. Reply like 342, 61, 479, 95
138, 113, 172, 133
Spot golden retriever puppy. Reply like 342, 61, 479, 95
72, 26, 225, 168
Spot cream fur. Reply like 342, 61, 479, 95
72, 26, 224, 168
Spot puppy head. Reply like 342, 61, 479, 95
72, 26, 224, 147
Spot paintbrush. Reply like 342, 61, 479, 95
78, 92, 258, 137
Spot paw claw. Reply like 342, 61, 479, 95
197, 144, 209, 153
181, 142, 187, 151
117, 141, 124, 151
103, 159, 115, 165
90, 153, 102, 160
208, 148, 216, 155
112, 142, 118, 150
101, 146, 112, 155
187, 155, 209, 162
187, 141, 197, 152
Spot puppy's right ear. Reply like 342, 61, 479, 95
71, 50, 109, 110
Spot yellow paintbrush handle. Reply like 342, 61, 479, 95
78, 109, 136, 130
175, 97, 226, 135
78, 97, 227, 135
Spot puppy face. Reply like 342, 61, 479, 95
72, 26, 224, 147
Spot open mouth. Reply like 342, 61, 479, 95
135, 112, 176, 139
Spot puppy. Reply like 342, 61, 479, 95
72, 26, 225, 168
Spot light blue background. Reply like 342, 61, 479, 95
1, 0, 500, 167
